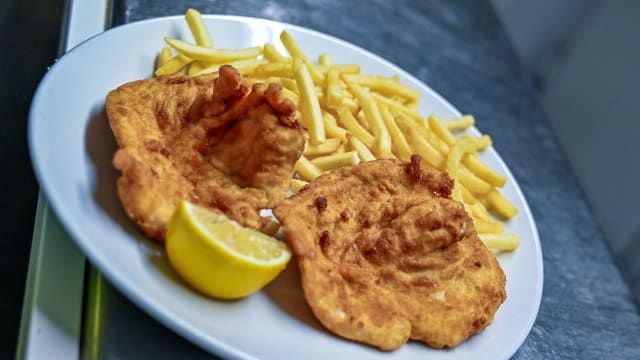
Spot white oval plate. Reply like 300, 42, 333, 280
29, 15, 542, 360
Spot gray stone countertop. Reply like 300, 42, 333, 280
97, 0, 640, 359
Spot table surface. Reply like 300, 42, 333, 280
21, 0, 640, 359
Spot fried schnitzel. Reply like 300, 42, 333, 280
106, 65, 304, 241
274, 155, 506, 350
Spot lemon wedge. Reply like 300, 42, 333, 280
166, 201, 291, 300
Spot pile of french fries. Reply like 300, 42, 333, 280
155, 9, 520, 251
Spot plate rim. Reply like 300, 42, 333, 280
28, 13, 543, 359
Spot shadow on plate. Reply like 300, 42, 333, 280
84, 104, 173, 270
263, 259, 330, 334
85, 105, 122, 225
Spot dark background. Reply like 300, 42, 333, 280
0, 0, 64, 357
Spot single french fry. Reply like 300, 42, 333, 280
253, 62, 294, 78
379, 105, 412, 161
336, 107, 375, 148
405, 100, 419, 111
310, 151, 360, 171
303, 138, 342, 157
325, 67, 343, 108
474, 134, 492, 150
443, 114, 475, 131
154, 54, 193, 76
188, 61, 208, 75
295, 156, 322, 181
464, 154, 507, 187
259, 76, 298, 92
349, 135, 376, 162
318, 53, 332, 66
290, 179, 308, 192
263, 43, 290, 63
479, 233, 520, 251
470, 202, 492, 222
261, 220, 280, 236
474, 218, 504, 234
185, 8, 214, 47
428, 114, 456, 146
164, 37, 261, 62
322, 112, 348, 140
317, 64, 361, 74
156, 47, 173, 69
477, 194, 490, 208
279, 31, 324, 83
293, 58, 325, 144
391, 95, 406, 104
190, 62, 218, 76
344, 74, 420, 102
300, 56, 325, 85
281, 87, 299, 106
356, 110, 371, 131
486, 188, 519, 219
461, 184, 477, 204
280, 30, 312, 63
192, 58, 267, 76
459, 167, 492, 195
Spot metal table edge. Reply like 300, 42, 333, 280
16, 0, 111, 358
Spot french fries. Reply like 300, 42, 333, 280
325, 68, 343, 108
318, 53, 332, 66
155, 54, 192, 76
310, 151, 360, 171
164, 37, 261, 63
336, 107, 375, 148
193, 58, 267, 76
379, 105, 411, 161
154, 9, 521, 251
294, 156, 322, 182
479, 234, 520, 251
349, 135, 376, 162
263, 44, 289, 63
293, 58, 325, 144
322, 112, 348, 140
290, 179, 309, 192
343, 74, 420, 102
304, 138, 342, 157
156, 47, 173, 68
185, 8, 213, 47
446, 137, 478, 202
261, 220, 280, 236
342, 79, 393, 158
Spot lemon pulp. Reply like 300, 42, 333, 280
166, 201, 291, 299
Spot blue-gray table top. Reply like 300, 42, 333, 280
102, 0, 640, 358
